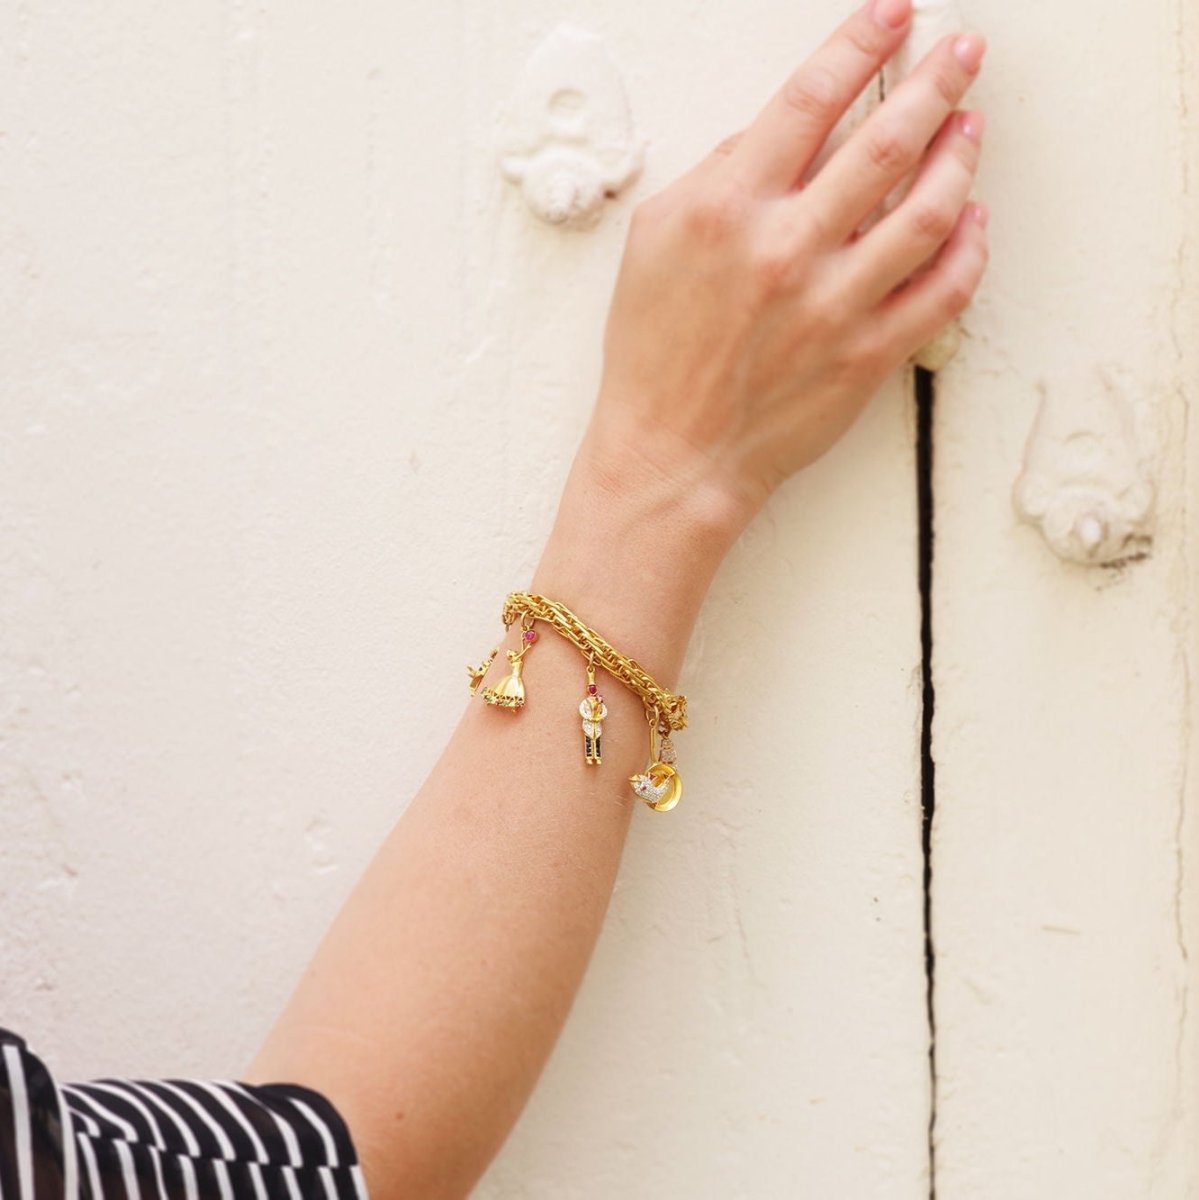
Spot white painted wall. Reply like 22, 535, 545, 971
1, 1, 1194, 1197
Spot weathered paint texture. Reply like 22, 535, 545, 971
929, 0, 1198, 1194
0, 1, 1195, 1197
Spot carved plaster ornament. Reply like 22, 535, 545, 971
881, 0, 966, 371
499, 25, 645, 229
1012, 368, 1158, 567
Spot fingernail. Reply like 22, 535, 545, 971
871, 0, 912, 29
970, 201, 990, 228
960, 110, 986, 143
953, 33, 986, 72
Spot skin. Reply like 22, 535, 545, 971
244, 1, 989, 1196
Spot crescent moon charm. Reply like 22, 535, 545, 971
630, 761, 682, 812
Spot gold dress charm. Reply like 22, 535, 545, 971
630, 711, 683, 812
482, 621, 538, 711
467, 648, 499, 695
578, 659, 608, 765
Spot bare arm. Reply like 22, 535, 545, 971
243, 3, 988, 1196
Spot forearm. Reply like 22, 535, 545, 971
245, 3, 989, 1188
244, 424, 745, 1200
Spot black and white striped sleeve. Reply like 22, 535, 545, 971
0, 1028, 369, 1200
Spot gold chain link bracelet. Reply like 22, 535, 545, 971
465, 592, 687, 812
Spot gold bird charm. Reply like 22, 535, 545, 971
630, 712, 682, 810
630, 762, 682, 811
467, 648, 499, 695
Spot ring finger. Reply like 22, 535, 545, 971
841, 108, 984, 306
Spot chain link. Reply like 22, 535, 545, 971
501, 592, 688, 732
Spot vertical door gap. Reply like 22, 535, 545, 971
915, 365, 938, 1199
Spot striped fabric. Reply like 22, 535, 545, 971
0, 1029, 369, 1200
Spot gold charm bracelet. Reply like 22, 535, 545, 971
466, 592, 687, 812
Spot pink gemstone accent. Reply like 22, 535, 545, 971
524, 630, 537, 642
588, 684, 598, 695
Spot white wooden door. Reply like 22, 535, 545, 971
0, 1, 1194, 1197
929, 1, 1199, 1195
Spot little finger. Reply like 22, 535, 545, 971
871, 201, 989, 358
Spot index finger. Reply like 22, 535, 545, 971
731, 0, 914, 196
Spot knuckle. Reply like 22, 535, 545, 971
804, 289, 853, 339
910, 200, 957, 244
684, 185, 750, 241
853, 327, 893, 375
800, 207, 835, 248
781, 66, 840, 122
843, 16, 886, 59
951, 130, 981, 170
750, 240, 800, 295
865, 127, 913, 176
931, 62, 962, 107
958, 233, 989, 281
941, 272, 976, 316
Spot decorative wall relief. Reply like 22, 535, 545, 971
881, 0, 965, 372
911, 323, 962, 373
499, 25, 645, 230
1012, 368, 1158, 566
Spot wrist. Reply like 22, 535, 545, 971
579, 403, 765, 545
529, 413, 752, 687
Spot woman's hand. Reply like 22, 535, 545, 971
589, 0, 988, 524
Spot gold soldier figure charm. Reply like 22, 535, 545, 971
578, 659, 608, 765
